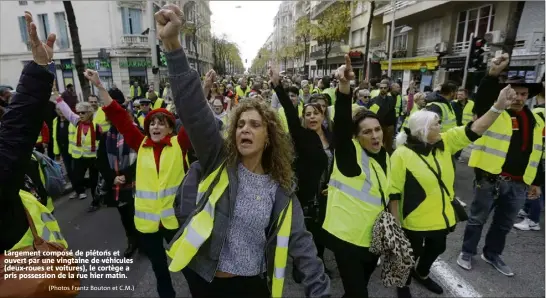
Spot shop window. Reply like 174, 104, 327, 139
455, 5, 495, 44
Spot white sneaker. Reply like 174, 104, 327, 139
78, 193, 87, 200
514, 218, 540, 231
517, 209, 528, 219
456, 197, 467, 207
377, 258, 381, 266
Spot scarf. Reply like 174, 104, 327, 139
106, 125, 137, 172
76, 121, 97, 152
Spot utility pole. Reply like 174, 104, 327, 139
148, 1, 160, 91
503, 1, 525, 66
462, 32, 474, 88
387, 0, 396, 77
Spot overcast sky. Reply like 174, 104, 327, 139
210, 1, 282, 69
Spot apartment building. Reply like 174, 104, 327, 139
0, 0, 212, 99
359, 0, 544, 92
308, 0, 350, 79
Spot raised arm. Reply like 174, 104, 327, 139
270, 68, 304, 141
56, 97, 80, 126
333, 56, 361, 177
157, 5, 223, 174
84, 69, 145, 151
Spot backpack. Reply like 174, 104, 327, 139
32, 150, 65, 198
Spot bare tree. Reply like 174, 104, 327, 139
63, 1, 90, 100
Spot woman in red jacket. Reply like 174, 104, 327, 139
84, 69, 191, 298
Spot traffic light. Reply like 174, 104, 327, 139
468, 37, 486, 70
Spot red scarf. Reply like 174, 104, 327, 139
76, 121, 97, 152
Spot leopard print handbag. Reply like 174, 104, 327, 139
368, 164, 415, 288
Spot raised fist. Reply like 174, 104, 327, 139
154, 4, 183, 42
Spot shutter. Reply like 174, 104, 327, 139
130, 8, 143, 35
18, 16, 29, 43
121, 7, 130, 34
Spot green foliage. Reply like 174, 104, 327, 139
311, 1, 351, 48
250, 47, 272, 75
212, 35, 244, 74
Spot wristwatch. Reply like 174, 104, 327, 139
490, 106, 504, 114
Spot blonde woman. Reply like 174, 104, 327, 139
156, 4, 330, 297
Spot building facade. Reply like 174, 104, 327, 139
0, 0, 212, 100
352, 0, 544, 92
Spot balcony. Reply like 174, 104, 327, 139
121, 35, 149, 47
309, 42, 345, 59
415, 45, 437, 56
374, 1, 417, 16
311, 0, 335, 19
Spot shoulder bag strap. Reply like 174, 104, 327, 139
370, 162, 388, 212
414, 150, 451, 197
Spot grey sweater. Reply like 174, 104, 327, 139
165, 48, 330, 297
218, 163, 278, 275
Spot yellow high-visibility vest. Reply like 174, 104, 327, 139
31, 154, 55, 212
403, 105, 421, 129
235, 86, 251, 98
134, 136, 184, 233
130, 86, 142, 98
152, 98, 165, 110
426, 102, 457, 132
278, 103, 303, 132
68, 121, 99, 159
469, 111, 544, 185
322, 87, 337, 106
167, 163, 293, 297
323, 139, 390, 247
395, 94, 403, 117
10, 190, 67, 251
461, 100, 475, 125
532, 107, 545, 161
53, 117, 61, 155
328, 103, 375, 121
94, 108, 110, 132
391, 142, 460, 231
370, 89, 380, 98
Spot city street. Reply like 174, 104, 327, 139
53, 151, 544, 298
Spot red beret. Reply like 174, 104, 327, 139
144, 108, 176, 129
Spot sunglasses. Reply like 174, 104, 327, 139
141, 103, 150, 106
77, 111, 88, 115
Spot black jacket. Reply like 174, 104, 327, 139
372, 94, 397, 126
274, 85, 330, 207
0, 62, 54, 252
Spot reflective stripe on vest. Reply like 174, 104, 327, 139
134, 136, 184, 233
10, 191, 67, 251
469, 111, 544, 185
323, 139, 390, 247
68, 122, 98, 159
427, 102, 456, 132
167, 164, 293, 296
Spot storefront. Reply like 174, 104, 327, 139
59, 59, 75, 89
349, 50, 364, 82
380, 56, 439, 91
124, 57, 151, 88
440, 55, 466, 86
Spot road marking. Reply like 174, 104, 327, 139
431, 257, 482, 297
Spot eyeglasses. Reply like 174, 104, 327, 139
141, 103, 150, 106
77, 111, 87, 115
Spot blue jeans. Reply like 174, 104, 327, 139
462, 178, 528, 257
523, 184, 545, 223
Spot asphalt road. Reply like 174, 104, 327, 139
52, 154, 544, 297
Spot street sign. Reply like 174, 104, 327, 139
95, 60, 100, 70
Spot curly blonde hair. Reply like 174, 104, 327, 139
224, 99, 295, 190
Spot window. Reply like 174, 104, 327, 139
393, 33, 408, 51
37, 14, 50, 41
54, 12, 70, 49
351, 28, 366, 47
121, 7, 142, 35
34, 0, 45, 3
18, 16, 29, 46
418, 18, 442, 50
455, 5, 495, 44
18, 1, 28, 5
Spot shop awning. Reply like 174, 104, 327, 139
380, 56, 438, 71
